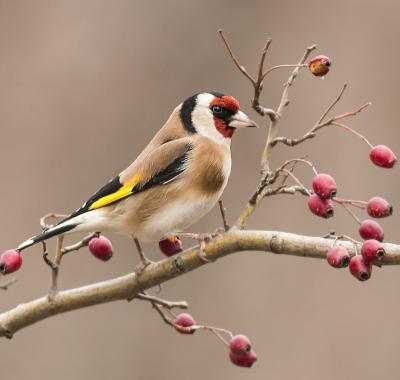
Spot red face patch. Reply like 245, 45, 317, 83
214, 118, 235, 138
210, 95, 240, 139
210, 96, 240, 111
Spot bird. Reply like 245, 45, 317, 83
17, 91, 257, 265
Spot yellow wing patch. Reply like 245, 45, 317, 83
89, 175, 140, 210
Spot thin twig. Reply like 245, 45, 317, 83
278, 158, 318, 176
40, 213, 67, 230
334, 200, 362, 224
331, 122, 374, 148
49, 235, 64, 298
316, 83, 347, 124
134, 292, 188, 310
253, 38, 275, 117
62, 232, 98, 255
218, 200, 229, 231
0, 279, 17, 291
270, 85, 371, 148
281, 169, 312, 196
261, 44, 317, 172
151, 302, 175, 328
262, 185, 310, 197
333, 197, 367, 209
42, 241, 57, 270
218, 29, 256, 85
141, 294, 196, 334
262, 64, 308, 80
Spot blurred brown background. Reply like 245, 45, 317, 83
0, 0, 399, 379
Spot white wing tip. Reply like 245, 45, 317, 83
18, 239, 34, 251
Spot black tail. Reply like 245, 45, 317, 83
17, 222, 78, 251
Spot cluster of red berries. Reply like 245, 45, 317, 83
0, 233, 181, 274
307, 173, 337, 218
306, 171, 394, 281
327, 238, 386, 281
174, 312, 257, 368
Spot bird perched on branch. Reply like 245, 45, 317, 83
17, 92, 257, 266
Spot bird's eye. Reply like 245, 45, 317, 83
212, 105, 222, 114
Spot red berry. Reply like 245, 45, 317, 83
174, 313, 196, 334
88, 236, 113, 261
312, 173, 337, 199
367, 197, 393, 218
159, 236, 183, 257
229, 350, 257, 368
230, 335, 252, 356
370, 145, 397, 168
326, 246, 350, 268
0, 250, 22, 274
174, 313, 195, 327
308, 55, 331, 76
307, 194, 334, 218
359, 219, 384, 242
349, 255, 372, 281
361, 239, 386, 263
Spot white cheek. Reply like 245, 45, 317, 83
192, 94, 231, 147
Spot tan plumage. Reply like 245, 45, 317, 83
18, 92, 256, 251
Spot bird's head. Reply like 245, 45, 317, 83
179, 91, 257, 145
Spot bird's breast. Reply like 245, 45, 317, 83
189, 138, 232, 195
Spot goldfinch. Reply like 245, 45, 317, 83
17, 92, 256, 258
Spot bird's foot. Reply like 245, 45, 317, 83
134, 256, 155, 276
178, 232, 216, 263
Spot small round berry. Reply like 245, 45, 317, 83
0, 250, 22, 274
326, 246, 350, 268
230, 335, 252, 356
159, 236, 183, 257
308, 194, 334, 218
229, 350, 257, 368
88, 236, 113, 261
367, 197, 393, 218
349, 255, 372, 281
174, 313, 196, 334
308, 55, 332, 76
359, 219, 384, 242
312, 173, 337, 199
174, 313, 195, 327
370, 145, 397, 168
361, 239, 386, 263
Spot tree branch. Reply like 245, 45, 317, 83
1, 229, 400, 339
261, 44, 316, 171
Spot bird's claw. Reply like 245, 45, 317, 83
178, 232, 216, 263
134, 258, 155, 276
